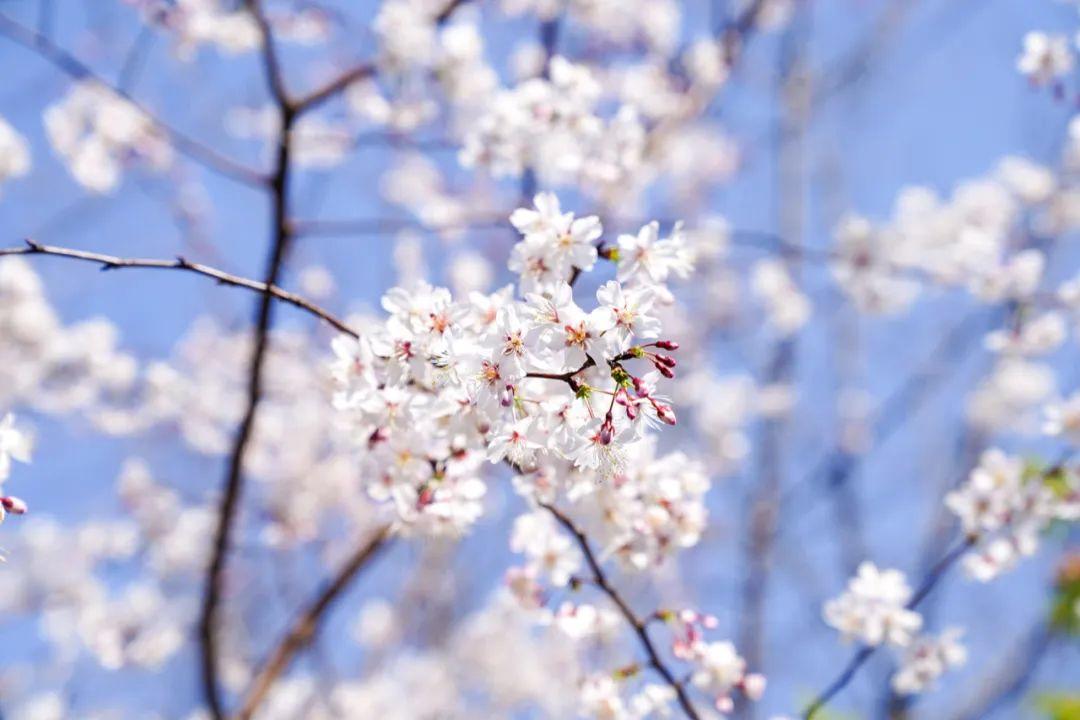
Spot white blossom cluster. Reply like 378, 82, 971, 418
946, 449, 1079, 581
1017, 31, 1075, 86
0, 257, 137, 416
327, 192, 697, 538
0, 115, 31, 195
460, 56, 647, 194
5, 0, 1080, 716
823, 562, 966, 695
126, 0, 262, 59
44, 81, 173, 193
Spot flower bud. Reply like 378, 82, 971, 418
599, 416, 614, 445
654, 353, 677, 367
1, 496, 27, 515
654, 340, 679, 351
654, 402, 677, 426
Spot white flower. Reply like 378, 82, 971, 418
0, 413, 31, 483
1017, 32, 1074, 85
1044, 391, 1080, 444
0, 116, 31, 193
510, 510, 581, 587
45, 81, 172, 193
593, 281, 661, 346
616, 222, 694, 291
751, 259, 810, 335
580, 674, 630, 720
552, 602, 621, 641
824, 562, 923, 647
945, 449, 1069, 581
487, 417, 544, 465
890, 628, 967, 695
509, 193, 601, 291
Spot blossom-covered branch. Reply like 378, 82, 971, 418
236, 524, 393, 720
539, 502, 703, 720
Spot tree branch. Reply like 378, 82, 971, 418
235, 524, 393, 720
198, 11, 300, 707
291, 0, 470, 115
0, 12, 267, 188
0, 240, 358, 338
539, 502, 703, 720
801, 538, 976, 719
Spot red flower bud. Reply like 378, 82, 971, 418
654, 401, 677, 425
1, 496, 27, 515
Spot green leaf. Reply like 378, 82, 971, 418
1035, 692, 1080, 720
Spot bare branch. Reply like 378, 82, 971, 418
291, 0, 470, 114
235, 525, 393, 720
0, 12, 268, 188
0, 240, 358, 338
801, 537, 976, 720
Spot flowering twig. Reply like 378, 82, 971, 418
235, 524, 393, 720
0, 240, 358, 338
538, 502, 703, 720
801, 537, 976, 719
0, 12, 267, 187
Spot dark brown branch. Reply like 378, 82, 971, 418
235, 525, 393, 720
243, 0, 291, 108
539, 502, 702, 720
292, 0, 470, 114
801, 537, 977, 720
0, 240, 358, 339
0, 12, 267, 188
198, 19, 299, 710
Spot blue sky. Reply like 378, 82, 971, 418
0, 0, 1078, 717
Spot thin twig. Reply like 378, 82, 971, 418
0, 240, 357, 338
235, 525, 393, 720
0, 12, 267, 188
291, 0, 470, 114
945, 623, 1055, 720
539, 502, 703, 720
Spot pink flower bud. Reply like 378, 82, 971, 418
656, 364, 675, 379
654, 402, 677, 425
654, 340, 679, 351
1, 496, 27, 515
654, 353, 677, 367
599, 416, 614, 445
